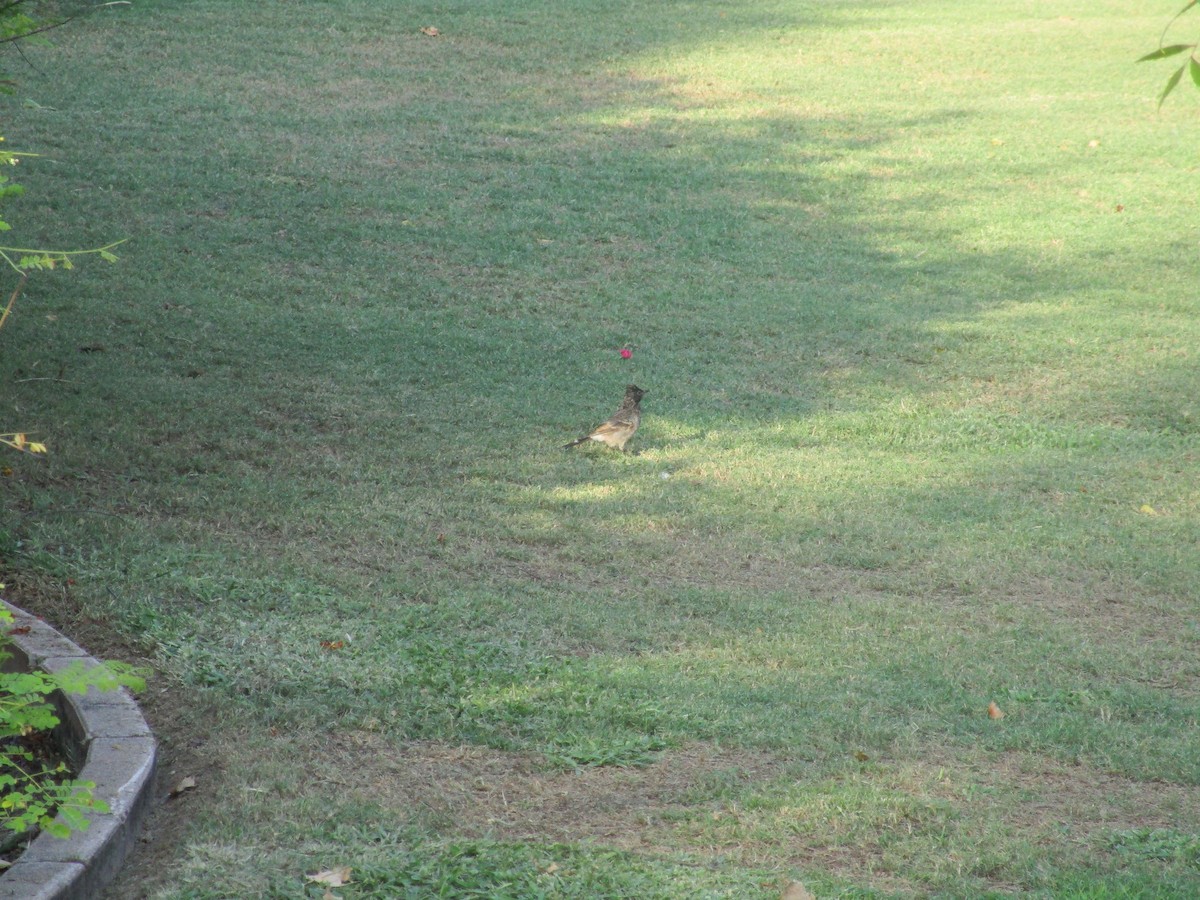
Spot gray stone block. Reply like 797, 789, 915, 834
80, 737, 158, 822
38, 658, 152, 742
0, 608, 87, 672
0, 601, 157, 899
0, 862, 83, 900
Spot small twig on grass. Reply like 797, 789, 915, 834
0, 273, 28, 334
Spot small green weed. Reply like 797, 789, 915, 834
1104, 828, 1200, 867
543, 734, 669, 771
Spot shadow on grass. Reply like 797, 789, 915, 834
5, 0, 1194, 680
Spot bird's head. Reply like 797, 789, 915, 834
625, 385, 646, 403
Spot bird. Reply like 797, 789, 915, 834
564, 384, 646, 452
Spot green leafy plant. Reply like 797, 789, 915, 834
0, 143, 124, 274
0, 1, 127, 457
0, 599, 145, 842
0, 138, 124, 286
0, 137, 124, 458
1139, 1, 1200, 108
0, 2, 136, 850
0, 1, 63, 95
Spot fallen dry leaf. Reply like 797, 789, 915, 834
170, 775, 197, 797
420, 26, 440, 36
320, 640, 345, 651
987, 701, 1004, 720
307, 867, 352, 888
781, 881, 815, 900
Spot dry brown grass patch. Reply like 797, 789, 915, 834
319, 732, 789, 850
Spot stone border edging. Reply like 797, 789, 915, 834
0, 600, 156, 900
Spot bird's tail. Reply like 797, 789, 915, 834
563, 435, 590, 449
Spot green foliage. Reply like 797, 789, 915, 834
0, 143, 124, 451
1139, 2, 1200, 107
0, 2, 126, 456
0, 602, 145, 839
0, 144, 29, 243
0, 141, 124, 275
0, 135, 125, 457
0, 764, 106, 841
0, 3, 55, 94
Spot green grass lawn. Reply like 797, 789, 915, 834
2, 0, 1198, 896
